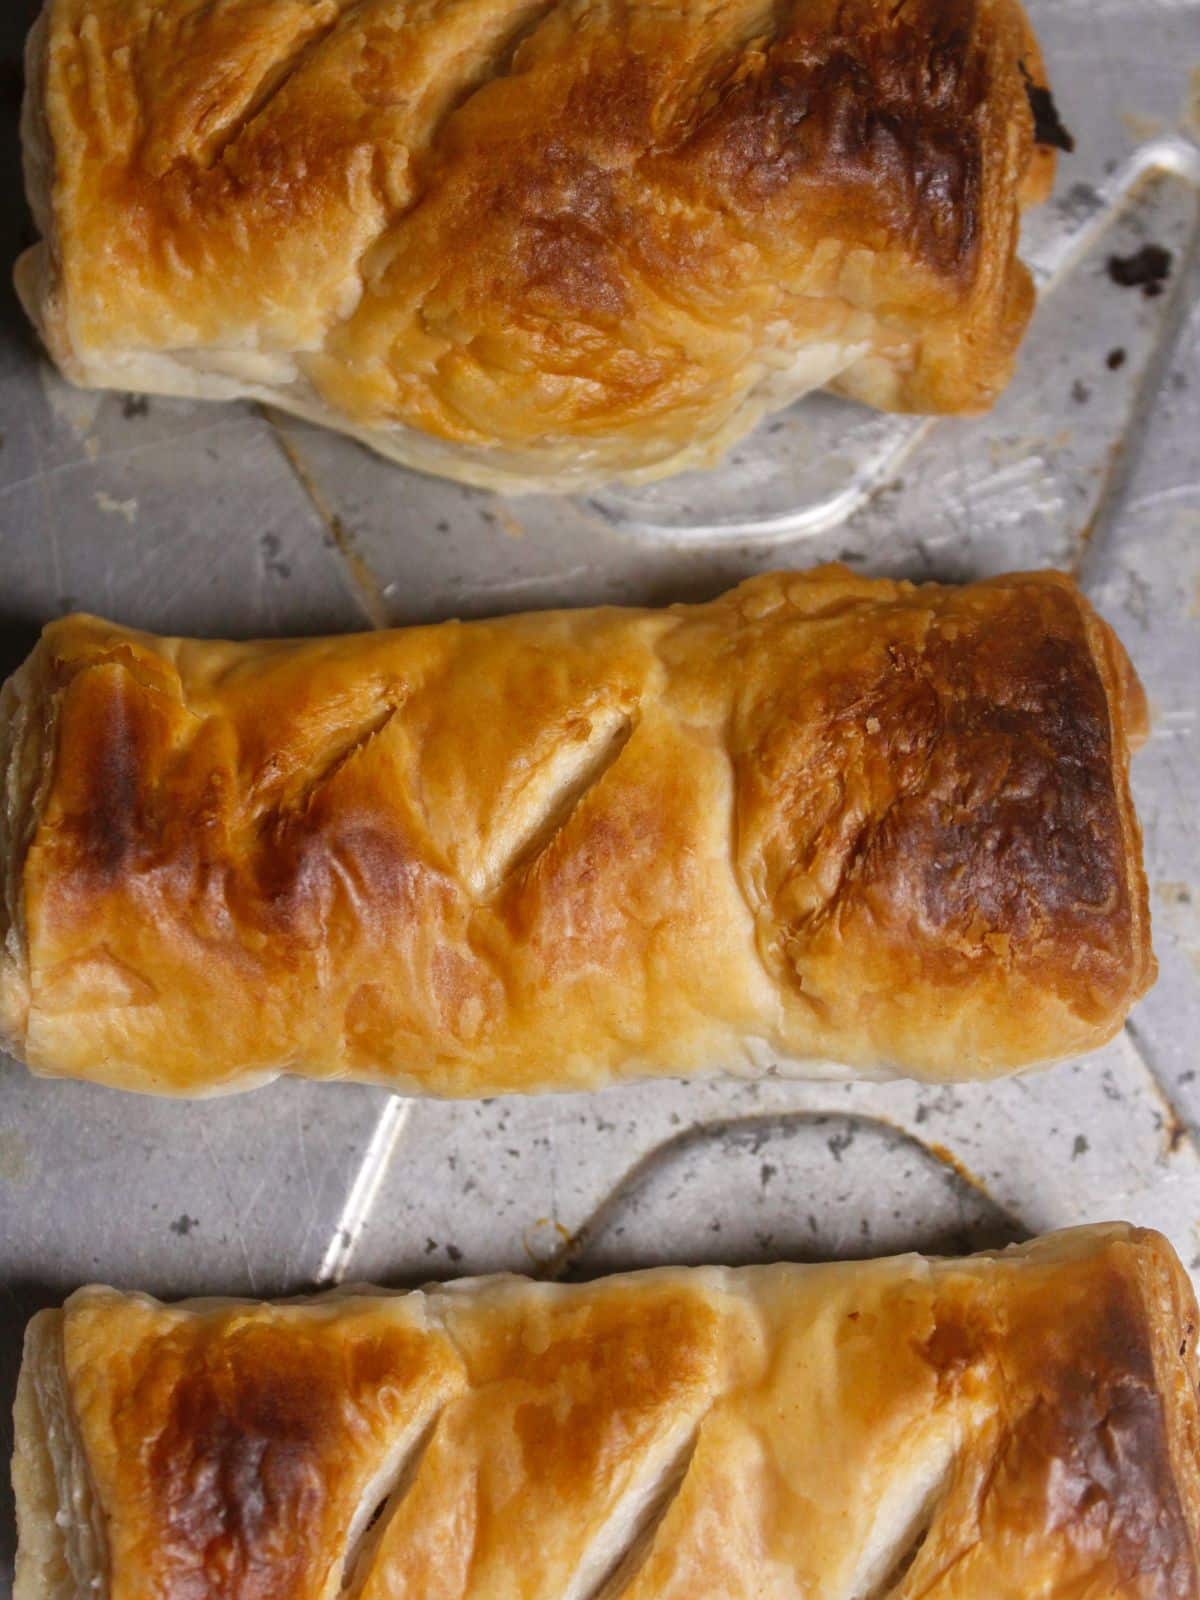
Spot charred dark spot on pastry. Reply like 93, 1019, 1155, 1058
494, 141, 629, 319
753, 583, 1140, 1011
66, 674, 155, 883
866, 592, 1131, 980
516, 205, 628, 319
919, 1283, 1003, 1379
1005, 1271, 1196, 1598
251, 806, 444, 941
563, 54, 657, 156
456, 58, 658, 324
1107, 244, 1173, 299
677, 0, 986, 273
148, 1330, 333, 1592
1019, 63, 1074, 153
135, 1319, 440, 1594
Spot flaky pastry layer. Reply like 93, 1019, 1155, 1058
0, 567, 1153, 1095
13, 1226, 1200, 1600
18, 0, 1058, 490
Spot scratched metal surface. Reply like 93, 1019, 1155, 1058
1, 0, 1200, 1588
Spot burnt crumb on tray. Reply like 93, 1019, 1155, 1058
1021, 64, 1075, 152
1107, 244, 1174, 298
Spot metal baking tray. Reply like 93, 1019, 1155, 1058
1, 0, 1198, 1588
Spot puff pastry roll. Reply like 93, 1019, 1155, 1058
18, 0, 1059, 490
13, 1225, 1200, 1600
0, 568, 1152, 1095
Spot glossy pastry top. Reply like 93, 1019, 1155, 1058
18, 0, 1057, 487
0, 568, 1151, 1094
13, 1227, 1200, 1600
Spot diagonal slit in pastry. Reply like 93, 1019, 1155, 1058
584, 1430, 701, 1600
846, 1434, 955, 1599
476, 705, 635, 896
563, 1423, 701, 1600
339, 1408, 446, 1598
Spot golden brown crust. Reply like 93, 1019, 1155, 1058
0, 568, 1153, 1094
17, 0, 1057, 489
12, 1228, 1200, 1600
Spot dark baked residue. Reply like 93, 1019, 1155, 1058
1107, 245, 1174, 300
1020, 63, 1074, 152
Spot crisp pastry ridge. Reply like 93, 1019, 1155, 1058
0, 566, 1153, 1096
12, 1226, 1200, 1600
18, 0, 1059, 490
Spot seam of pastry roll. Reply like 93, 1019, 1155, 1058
229, 339, 857, 492
12, 1309, 111, 1600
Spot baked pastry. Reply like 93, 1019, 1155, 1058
13, 1225, 1200, 1600
0, 567, 1152, 1095
17, 0, 1059, 491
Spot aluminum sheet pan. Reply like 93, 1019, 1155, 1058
1, 0, 1199, 1588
